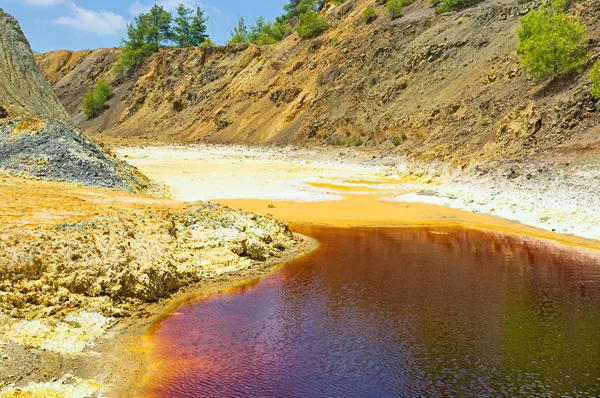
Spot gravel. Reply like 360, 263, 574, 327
0, 115, 150, 192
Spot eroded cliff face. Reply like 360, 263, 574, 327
0, 8, 69, 120
36, 0, 600, 163
0, 8, 149, 192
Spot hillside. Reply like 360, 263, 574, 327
36, 0, 600, 164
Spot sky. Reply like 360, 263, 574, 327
1, 0, 288, 53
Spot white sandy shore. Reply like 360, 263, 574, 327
119, 145, 600, 242
117, 145, 398, 202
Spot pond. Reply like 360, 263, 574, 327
141, 226, 600, 397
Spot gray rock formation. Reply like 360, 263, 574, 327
0, 8, 69, 120
0, 116, 150, 192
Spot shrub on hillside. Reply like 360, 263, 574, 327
387, 0, 403, 19
387, 0, 413, 20
297, 11, 328, 39
363, 7, 378, 23
588, 60, 600, 99
435, 0, 468, 13
82, 80, 114, 119
201, 38, 217, 47
517, 2, 588, 81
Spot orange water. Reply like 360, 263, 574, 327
142, 226, 600, 397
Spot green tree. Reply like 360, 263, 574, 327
273, 15, 292, 38
95, 79, 114, 101
113, 6, 173, 74
363, 7, 378, 23
228, 17, 249, 44
516, 2, 588, 81
284, 0, 323, 18
297, 11, 328, 39
82, 79, 114, 119
435, 0, 467, 13
174, 5, 209, 47
387, 0, 409, 19
147, 5, 173, 52
588, 60, 600, 99
190, 7, 209, 45
173, 4, 192, 47
201, 37, 217, 47
249, 16, 268, 43
246, 16, 289, 45
113, 14, 154, 73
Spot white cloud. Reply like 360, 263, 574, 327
128, 0, 199, 17
21, 0, 65, 5
53, 4, 127, 36
128, 1, 151, 17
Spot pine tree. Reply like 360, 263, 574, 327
147, 5, 172, 52
82, 79, 114, 119
249, 16, 267, 43
201, 37, 217, 47
284, 0, 323, 18
588, 61, 600, 99
517, 1, 588, 81
174, 5, 208, 47
113, 6, 173, 73
173, 4, 192, 47
190, 7, 209, 45
228, 17, 249, 44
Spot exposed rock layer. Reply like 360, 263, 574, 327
0, 202, 297, 318
0, 7, 69, 120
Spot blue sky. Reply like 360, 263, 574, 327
1, 0, 287, 53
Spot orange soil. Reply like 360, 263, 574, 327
218, 193, 600, 252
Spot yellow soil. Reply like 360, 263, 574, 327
218, 193, 600, 252
0, 175, 178, 233
305, 181, 405, 193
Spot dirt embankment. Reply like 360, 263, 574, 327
37, 0, 600, 164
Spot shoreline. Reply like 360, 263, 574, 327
218, 195, 600, 253
102, 232, 319, 398
116, 144, 600, 244
0, 231, 318, 398
0, 175, 318, 398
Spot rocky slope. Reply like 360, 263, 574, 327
0, 7, 149, 192
36, 0, 600, 164
0, 8, 68, 120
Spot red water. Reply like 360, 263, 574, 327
142, 226, 600, 397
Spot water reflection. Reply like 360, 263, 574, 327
142, 227, 600, 397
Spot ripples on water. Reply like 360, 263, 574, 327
142, 227, 600, 397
